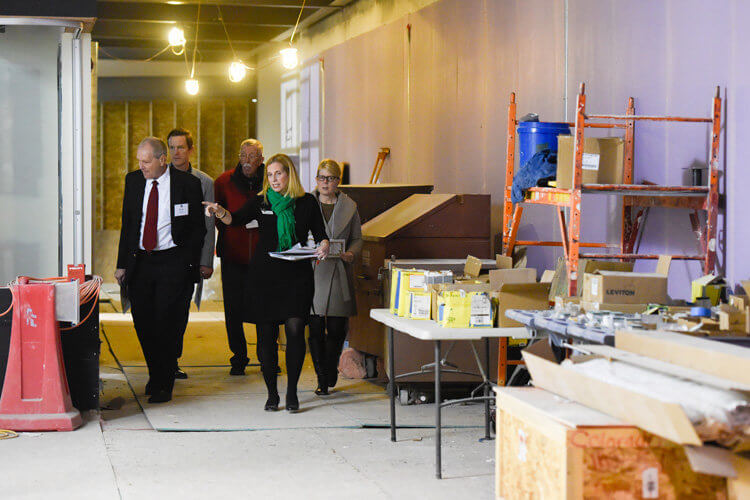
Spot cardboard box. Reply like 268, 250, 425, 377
436, 290, 495, 328
495, 387, 727, 500
540, 269, 555, 283
548, 258, 634, 300
464, 255, 483, 278
729, 453, 750, 500
692, 274, 725, 306
489, 268, 536, 290
492, 282, 551, 327
408, 290, 432, 320
429, 283, 493, 321
730, 294, 749, 311
556, 136, 625, 189
582, 271, 668, 305
495, 254, 513, 270
615, 329, 750, 388
581, 300, 649, 314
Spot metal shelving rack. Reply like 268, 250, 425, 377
502, 83, 722, 295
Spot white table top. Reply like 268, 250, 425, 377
370, 309, 531, 341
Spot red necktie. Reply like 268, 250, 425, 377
142, 180, 159, 251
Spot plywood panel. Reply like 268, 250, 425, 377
224, 99, 250, 173
102, 102, 126, 230
97, 98, 256, 232
199, 99, 223, 179
176, 100, 198, 166
152, 100, 175, 143
127, 101, 150, 173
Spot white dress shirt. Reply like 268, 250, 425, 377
139, 167, 177, 251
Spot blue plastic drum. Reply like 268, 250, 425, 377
517, 122, 571, 167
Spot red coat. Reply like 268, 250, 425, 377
214, 165, 263, 264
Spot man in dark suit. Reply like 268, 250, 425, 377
115, 137, 205, 403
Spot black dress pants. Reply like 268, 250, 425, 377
221, 259, 250, 367
308, 315, 348, 389
129, 248, 193, 394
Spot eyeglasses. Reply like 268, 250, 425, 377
239, 153, 262, 160
316, 175, 340, 183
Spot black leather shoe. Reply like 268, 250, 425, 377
264, 394, 280, 412
314, 386, 329, 396
229, 365, 246, 376
285, 393, 299, 412
145, 380, 153, 396
175, 367, 188, 379
148, 390, 172, 404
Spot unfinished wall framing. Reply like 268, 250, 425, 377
95, 98, 255, 231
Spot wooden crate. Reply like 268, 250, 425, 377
495, 387, 727, 500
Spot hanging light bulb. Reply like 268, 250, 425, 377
279, 47, 298, 70
168, 27, 186, 47
228, 61, 247, 83
185, 79, 199, 95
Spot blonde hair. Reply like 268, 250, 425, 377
261, 153, 306, 201
316, 158, 342, 179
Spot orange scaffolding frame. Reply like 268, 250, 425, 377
502, 82, 721, 296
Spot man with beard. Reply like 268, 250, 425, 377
214, 139, 265, 375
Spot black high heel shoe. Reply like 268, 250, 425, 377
314, 385, 329, 396
264, 394, 280, 412
285, 393, 299, 412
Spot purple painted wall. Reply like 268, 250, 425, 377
321, 0, 750, 298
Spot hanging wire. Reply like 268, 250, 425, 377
171, 44, 185, 56
289, 0, 308, 45
189, 1, 201, 79
217, 5, 237, 60
99, 44, 172, 62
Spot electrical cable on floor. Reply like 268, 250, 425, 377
0, 429, 18, 440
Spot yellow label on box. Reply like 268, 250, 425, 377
409, 291, 431, 320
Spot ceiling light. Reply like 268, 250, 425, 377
251, 98, 258, 103
228, 61, 247, 83
185, 79, 199, 95
168, 27, 186, 47
280, 47, 298, 70
166, 1, 185, 5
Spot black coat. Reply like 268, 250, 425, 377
231, 193, 327, 323
116, 166, 206, 284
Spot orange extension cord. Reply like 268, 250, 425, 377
0, 275, 102, 329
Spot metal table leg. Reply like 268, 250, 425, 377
435, 339, 442, 479
484, 337, 491, 440
388, 326, 396, 442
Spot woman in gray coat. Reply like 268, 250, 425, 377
309, 159, 363, 395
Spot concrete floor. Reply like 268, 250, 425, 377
0, 304, 495, 499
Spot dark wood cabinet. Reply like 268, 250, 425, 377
349, 193, 492, 360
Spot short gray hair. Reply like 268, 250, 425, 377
139, 137, 168, 158
240, 138, 263, 154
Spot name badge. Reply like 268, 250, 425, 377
261, 209, 274, 215
174, 203, 189, 216
246, 220, 259, 229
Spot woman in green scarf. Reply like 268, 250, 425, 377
205, 154, 329, 412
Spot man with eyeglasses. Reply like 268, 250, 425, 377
213, 139, 265, 375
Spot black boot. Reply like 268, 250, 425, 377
307, 325, 329, 396
285, 392, 299, 412
262, 370, 279, 411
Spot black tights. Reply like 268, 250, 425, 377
256, 318, 307, 398
308, 315, 348, 389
